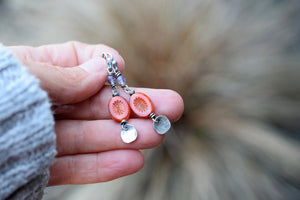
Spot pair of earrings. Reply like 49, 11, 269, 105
102, 52, 171, 143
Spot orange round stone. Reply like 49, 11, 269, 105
129, 92, 154, 118
108, 96, 130, 122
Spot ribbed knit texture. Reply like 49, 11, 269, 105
0, 44, 57, 200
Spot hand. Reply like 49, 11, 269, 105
9, 42, 184, 186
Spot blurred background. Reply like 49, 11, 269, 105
0, 0, 299, 199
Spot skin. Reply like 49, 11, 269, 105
8, 41, 184, 186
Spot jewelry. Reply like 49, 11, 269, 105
102, 52, 171, 143
103, 53, 137, 143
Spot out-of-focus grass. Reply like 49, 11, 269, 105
0, 0, 299, 199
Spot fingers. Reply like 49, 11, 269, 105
23, 59, 107, 104
55, 87, 184, 122
48, 150, 144, 185
55, 119, 164, 156
9, 41, 126, 104
9, 41, 125, 69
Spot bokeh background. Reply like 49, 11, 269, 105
0, 0, 299, 199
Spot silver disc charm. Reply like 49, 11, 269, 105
121, 124, 138, 143
153, 115, 171, 134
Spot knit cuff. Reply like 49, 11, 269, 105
0, 44, 57, 200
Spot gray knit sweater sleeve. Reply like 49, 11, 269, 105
0, 44, 57, 200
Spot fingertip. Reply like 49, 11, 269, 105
168, 90, 184, 122
152, 89, 184, 122
55, 59, 107, 104
114, 53, 125, 72
78, 57, 107, 74
99, 150, 144, 182
105, 51, 125, 73
132, 150, 145, 172
92, 44, 125, 73
76, 58, 108, 97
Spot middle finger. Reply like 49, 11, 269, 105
54, 86, 182, 122
55, 118, 165, 156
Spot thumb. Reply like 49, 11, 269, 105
24, 58, 108, 104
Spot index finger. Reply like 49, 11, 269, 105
9, 41, 125, 69
54, 87, 184, 123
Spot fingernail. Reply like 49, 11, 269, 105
79, 58, 105, 73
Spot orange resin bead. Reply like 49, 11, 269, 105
108, 96, 130, 122
129, 92, 154, 118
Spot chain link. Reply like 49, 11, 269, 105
102, 53, 116, 76
111, 85, 119, 97
121, 85, 135, 95
102, 52, 136, 96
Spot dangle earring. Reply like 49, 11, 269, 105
129, 92, 171, 134
102, 53, 138, 143
102, 52, 171, 135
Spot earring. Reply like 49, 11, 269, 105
103, 53, 138, 144
129, 92, 171, 135
102, 52, 171, 136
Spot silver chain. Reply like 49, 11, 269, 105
121, 85, 135, 95
102, 52, 135, 96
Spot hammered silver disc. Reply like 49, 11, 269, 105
121, 124, 138, 143
153, 115, 171, 134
